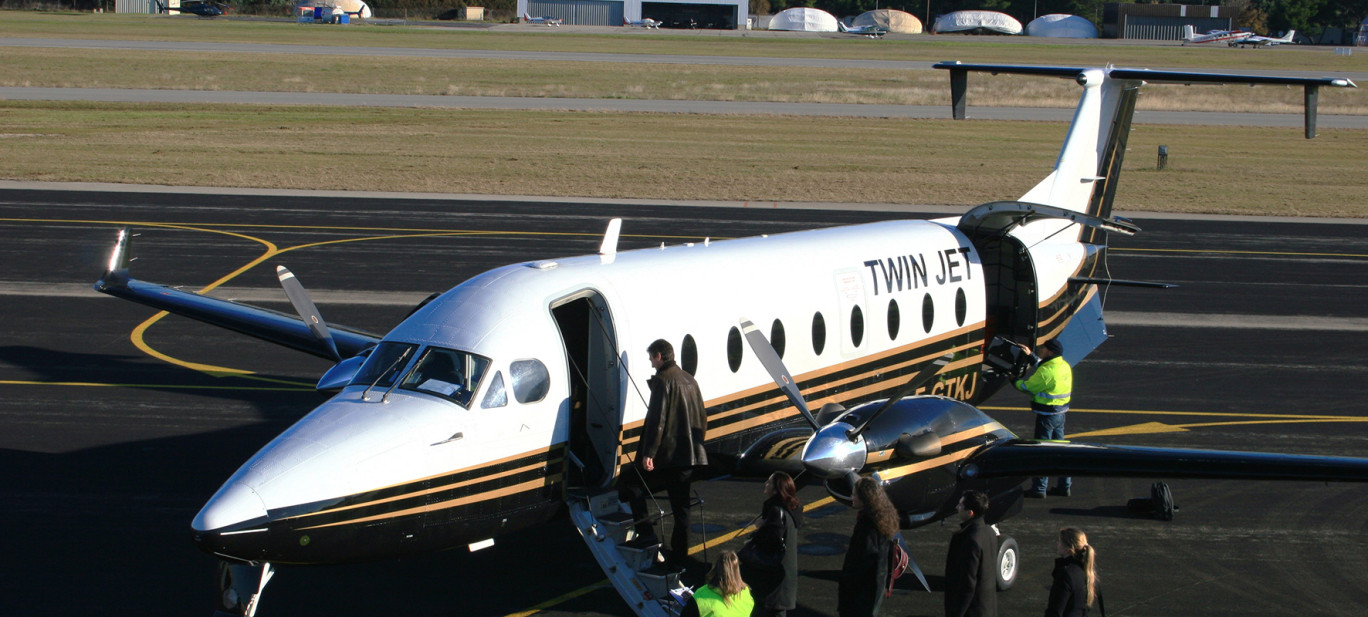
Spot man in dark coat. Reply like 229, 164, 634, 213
622, 338, 708, 568
944, 490, 998, 617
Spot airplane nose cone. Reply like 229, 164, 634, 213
192, 481, 268, 533
802, 422, 867, 480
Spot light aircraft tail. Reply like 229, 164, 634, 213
1182, 24, 1195, 42
837, 21, 848, 32
1279, 29, 1296, 43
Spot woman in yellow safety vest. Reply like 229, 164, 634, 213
683, 550, 754, 617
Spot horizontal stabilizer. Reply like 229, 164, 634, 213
962, 440, 1368, 483
1068, 277, 1178, 289
94, 230, 380, 361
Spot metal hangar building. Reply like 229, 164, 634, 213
518, 0, 748, 29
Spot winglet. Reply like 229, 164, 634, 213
95, 227, 132, 291
599, 218, 622, 257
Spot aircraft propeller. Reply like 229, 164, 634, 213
738, 317, 953, 481
276, 265, 341, 362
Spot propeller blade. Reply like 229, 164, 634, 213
740, 318, 818, 430
276, 265, 341, 362
846, 353, 954, 438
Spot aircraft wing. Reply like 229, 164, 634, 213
962, 440, 1368, 483
94, 229, 381, 361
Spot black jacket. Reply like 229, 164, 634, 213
749, 496, 801, 610
838, 512, 889, 617
639, 361, 708, 469
944, 517, 998, 617
1044, 556, 1090, 617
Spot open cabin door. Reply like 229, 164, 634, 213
551, 290, 623, 494
553, 291, 690, 617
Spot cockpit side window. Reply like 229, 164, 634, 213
398, 346, 491, 409
482, 371, 508, 409
510, 359, 550, 404
349, 342, 417, 389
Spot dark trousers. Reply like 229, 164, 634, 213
1033, 411, 1071, 492
620, 466, 694, 562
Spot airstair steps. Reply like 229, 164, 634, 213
569, 490, 690, 617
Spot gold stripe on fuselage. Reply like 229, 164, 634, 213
296, 474, 560, 531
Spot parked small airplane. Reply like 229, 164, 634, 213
837, 21, 886, 38
154, 0, 228, 17
1237, 29, 1297, 47
94, 63, 1358, 617
523, 12, 563, 26
624, 16, 662, 28
1180, 24, 1252, 46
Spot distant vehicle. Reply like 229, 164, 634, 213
154, 0, 227, 17
624, 16, 661, 29
1236, 29, 1297, 47
523, 12, 563, 26
837, 21, 886, 38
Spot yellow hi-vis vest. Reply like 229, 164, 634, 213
691, 585, 754, 617
1014, 355, 1072, 410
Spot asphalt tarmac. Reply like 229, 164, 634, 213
1, 187, 1366, 617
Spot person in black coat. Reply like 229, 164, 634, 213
838, 477, 897, 617
1045, 527, 1098, 617
944, 490, 998, 617
743, 472, 803, 617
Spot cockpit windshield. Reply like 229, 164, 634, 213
397, 346, 491, 409
350, 342, 417, 390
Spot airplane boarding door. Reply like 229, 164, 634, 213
552, 290, 623, 494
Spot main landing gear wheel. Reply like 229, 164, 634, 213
996, 536, 1019, 591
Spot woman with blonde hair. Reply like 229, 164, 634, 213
1045, 527, 1099, 617
838, 477, 898, 617
683, 550, 754, 617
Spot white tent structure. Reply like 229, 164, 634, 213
769, 7, 838, 32
1026, 14, 1098, 38
933, 10, 1022, 35
852, 9, 923, 34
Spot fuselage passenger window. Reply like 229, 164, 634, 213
511, 359, 550, 404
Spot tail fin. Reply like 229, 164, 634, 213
934, 63, 1356, 222
1182, 24, 1194, 41
838, 21, 848, 32
1281, 29, 1296, 43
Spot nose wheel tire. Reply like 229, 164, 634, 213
996, 536, 1019, 591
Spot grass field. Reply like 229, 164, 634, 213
2, 11, 1365, 216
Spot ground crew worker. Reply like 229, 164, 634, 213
1014, 338, 1072, 498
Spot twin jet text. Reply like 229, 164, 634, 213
863, 247, 973, 296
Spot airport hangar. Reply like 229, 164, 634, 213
518, 0, 748, 29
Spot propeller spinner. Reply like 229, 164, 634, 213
738, 317, 953, 481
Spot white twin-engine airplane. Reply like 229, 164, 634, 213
95, 63, 1360, 617
1182, 24, 1296, 47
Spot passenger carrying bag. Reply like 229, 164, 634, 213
885, 535, 909, 597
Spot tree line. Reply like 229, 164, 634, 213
6, 1, 1367, 39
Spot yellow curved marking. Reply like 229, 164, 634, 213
127, 226, 491, 378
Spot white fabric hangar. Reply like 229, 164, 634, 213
1026, 14, 1099, 38
518, 0, 748, 29
768, 7, 839, 32
933, 10, 1023, 35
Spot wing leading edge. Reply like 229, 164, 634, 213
94, 229, 381, 361
961, 440, 1368, 483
